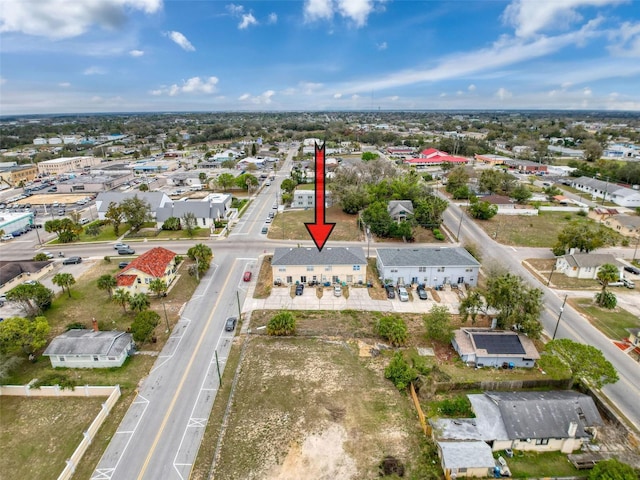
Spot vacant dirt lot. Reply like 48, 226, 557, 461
210, 337, 421, 480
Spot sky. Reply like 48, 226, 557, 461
1, 0, 640, 115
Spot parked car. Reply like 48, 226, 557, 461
623, 278, 636, 289
114, 243, 129, 250
23, 280, 38, 285
265, 217, 272, 223
243, 271, 252, 282
119, 262, 130, 269
384, 284, 395, 299
62, 256, 82, 265
1, 234, 13, 241
117, 248, 136, 255
398, 287, 409, 302
225, 316, 237, 331
333, 285, 342, 297
295, 284, 304, 295
42, 251, 54, 259
624, 265, 640, 275
261, 226, 269, 234
416, 285, 428, 300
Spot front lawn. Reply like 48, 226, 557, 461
504, 450, 581, 478
267, 206, 362, 242
573, 298, 640, 340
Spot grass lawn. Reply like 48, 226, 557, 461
524, 258, 601, 290
76, 223, 131, 242
573, 298, 640, 340
208, 336, 433, 480
473, 211, 595, 247
0, 397, 104, 480
505, 450, 581, 478
267, 206, 362, 241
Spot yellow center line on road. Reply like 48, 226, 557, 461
136, 260, 238, 480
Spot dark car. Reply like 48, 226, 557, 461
295, 284, 304, 296
225, 316, 237, 331
62, 256, 82, 265
624, 265, 640, 275
417, 285, 428, 300
119, 262, 130, 269
384, 284, 395, 299
117, 248, 136, 255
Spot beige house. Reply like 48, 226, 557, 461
271, 247, 366, 285
37, 156, 101, 175
555, 253, 623, 280
116, 247, 178, 294
0, 164, 38, 186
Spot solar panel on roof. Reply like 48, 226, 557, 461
473, 334, 525, 355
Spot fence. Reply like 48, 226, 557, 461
0, 384, 121, 480
410, 382, 431, 436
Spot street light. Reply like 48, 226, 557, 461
552, 294, 568, 340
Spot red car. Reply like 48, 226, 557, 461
243, 271, 252, 282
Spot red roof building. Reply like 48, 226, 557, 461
403, 148, 469, 168
116, 246, 179, 294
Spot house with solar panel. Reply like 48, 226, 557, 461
452, 328, 540, 368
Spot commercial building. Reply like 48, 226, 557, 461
0, 163, 38, 186
37, 156, 101, 176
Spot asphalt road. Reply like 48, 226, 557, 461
444, 201, 640, 431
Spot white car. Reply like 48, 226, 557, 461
114, 242, 129, 250
1, 234, 13, 241
398, 287, 409, 302
42, 251, 54, 259
333, 285, 342, 297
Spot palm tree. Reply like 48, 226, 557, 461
149, 279, 168, 298
97, 274, 117, 299
52, 272, 75, 298
112, 288, 132, 312
187, 243, 213, 281
596, 263, 620, 307
129, 292, 150, 312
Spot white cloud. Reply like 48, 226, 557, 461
304, 0, 384, 27
439, 93, 447, 97
0, 76, 6, 85
333, 93, 342, 98
238, 13, 258, 29
238, 90, 275, 104
456, 90, 464, 96
153, 76, 218, 96
0, 0, 162, 39
390, 95, 399, 101
496, 87, 513, 100
502, 0, 623, 38
226, 3, 244, 15
267, 12, 278, 24
300, 82, 323, 94
468, 84, 476, 91
608, 21, 640, 56
376, 41, 387, 51
351, 94, 360, 99
583, 87, 593, 96
150, 89, 162, 96
129, 49, 144, 57
166, 31, 195, 51
83, 66, 106, 75
58, 82, 71, 87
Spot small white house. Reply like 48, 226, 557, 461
43, 328, 134, 368
555, 253, 623, 280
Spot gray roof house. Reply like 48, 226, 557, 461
156, 194, 232, 229
43, 328, 134, 368
571, 176, 640, 208
437, 441, 496, 478
376, 247, 480, 287
468, 390, 603, 453
555, 253, 623, 280
271, 247, 366, 285
95, 191, 172, 220
452, 328, 540, 368
387, 200, 414, 222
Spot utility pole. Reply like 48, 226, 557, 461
456, 207, 464, 242
162, 301, 170, 333
552, 294, 568, 340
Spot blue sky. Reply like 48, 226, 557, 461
1, 0, 640, 114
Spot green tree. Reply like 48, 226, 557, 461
0, 316, 50, 355
413, 196, 448, 228
583, 139, 603, 162
120, 196, 151, 232
338, 185, 369, 214
485, 273, 543, 338
384, 352, 416, 391
545, 339, 619, 388
44, 218, 82, 243
85, 224, 101, 237
131, 310, 160, 343
162, 217, 181, 231
105, 201, 124, 236
280, 178, 298, 194
52, 272, 75, 298
138, 183, 149, 192
235, 173, 259, 190
33, 253, 49, 261
129, 292, 150, 313
554, 221, 611, 254
361, 151, 379, 161
182, 212, 197, 236
97, 274, 117, 299
468, 199, 498, 220
375, 315, 408, 346
6, 283, 54, 318
424, 305, 454, 342
588, 458, 637, 480
595, 263, 620, 308
511, 184, 532, 204
198, 172, 207, 184
216, 173, 235, 191
267, 311, 296, 336
149, 279, 168, 298
445, 166, 469, 194
362, 201, 394, 237
187, 243, 213, 280
112, 288, 132, 312
459, 290, 485, 324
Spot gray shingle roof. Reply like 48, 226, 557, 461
272, 247, 366, 266
561, 253, 620, 268
484, 390, 603, 439
43, 330, 133, 356
376, 247, 480, 268
95, 191, 170, 212
438, 441, 496, 470
156, 201, 225, 222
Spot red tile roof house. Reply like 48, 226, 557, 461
116, 246, 178, 294
403, 148, 469, 169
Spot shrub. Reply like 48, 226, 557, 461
576, 209, 587, 217
384, 352, 416, 391
433, 229, 445, 241
65, 322, 85, 331
594, 291, 617, 309
267, 311, 296, 336
31, 374, 77, 390
131, 310, 160, 342
375, 315, 408, 346
437, 395, 474, 417
104, 256, 111, 263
